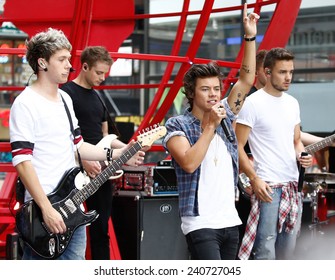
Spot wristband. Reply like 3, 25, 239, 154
105, 148, 113, 162
244, 35, 256, 42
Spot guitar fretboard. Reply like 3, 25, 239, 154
73, 142, 142, 205
305, 133, 335, 154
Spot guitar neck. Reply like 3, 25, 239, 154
74, 142, 142, 204
305, 134, 335, 154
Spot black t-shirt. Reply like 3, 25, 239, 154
61, 81, 107, 145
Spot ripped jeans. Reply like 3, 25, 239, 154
252, 187, 302, 260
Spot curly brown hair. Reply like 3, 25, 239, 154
183, 62, 224, 110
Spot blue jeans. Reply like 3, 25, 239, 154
185, 226, 239, 260
22, 226, 87, 260
252, 187, 302, 260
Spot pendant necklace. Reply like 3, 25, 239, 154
213, 133, 219, 166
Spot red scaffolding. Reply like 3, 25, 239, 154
0, 0, 302, 259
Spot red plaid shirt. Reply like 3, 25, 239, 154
238, 181, 299, 260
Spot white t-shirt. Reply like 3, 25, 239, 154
10, 87, 81, 200
236, 89, 301, 182
181, 133, 241, 235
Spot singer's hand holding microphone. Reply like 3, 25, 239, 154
216, 105, 234, 143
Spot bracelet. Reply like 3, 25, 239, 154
105, 148, 113, 162
244, 35, 256, 42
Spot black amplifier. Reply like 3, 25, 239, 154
151, 166, 178, 196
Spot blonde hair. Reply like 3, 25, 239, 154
26, 28, 72, 73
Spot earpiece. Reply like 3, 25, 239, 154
267, 70, 271, 74
40, 64, 47, 71
39, 60, 47, 71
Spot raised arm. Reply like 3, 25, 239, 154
227, 3, 259, 115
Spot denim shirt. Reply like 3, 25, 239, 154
163, 98, 239, 216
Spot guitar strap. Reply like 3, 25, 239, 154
60, 94, 84, 174
95, 90, 121, 137
15, 94, 85, 204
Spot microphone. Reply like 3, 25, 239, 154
221, 118, 234, 143
70, 67, 76, 73
297, 152, 308, 192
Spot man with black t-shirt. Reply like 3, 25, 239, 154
61, 46, 146, 259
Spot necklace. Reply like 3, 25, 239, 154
213, 133, 219, 166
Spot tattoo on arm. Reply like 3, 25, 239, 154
234, 93, 242, 112
242, 64, 250, 73
233, 92, 248, 113
234, 99, 242, 112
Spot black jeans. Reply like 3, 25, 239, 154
85, 180, 115, 260
185, 226, 239, 260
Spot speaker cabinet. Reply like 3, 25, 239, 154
6, 232, 21, 260
112, 195, 189, 260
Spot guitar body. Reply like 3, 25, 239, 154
16, 167, 98, 259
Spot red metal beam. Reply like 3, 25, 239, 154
222, 0, 302, 96
136, 0, 192, 133
149, 0, 216, 126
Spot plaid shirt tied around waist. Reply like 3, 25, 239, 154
238, 181, 300, 260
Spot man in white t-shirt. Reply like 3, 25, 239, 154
236, 47, 313, 260
10, 28, 141, 260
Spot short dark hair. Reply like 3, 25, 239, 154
256, 49, 267, 71
263, 48, 294, 70
80, 46, 113, 68
183, 62, 223, 110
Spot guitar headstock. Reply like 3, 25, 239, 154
137, 125, 167, 147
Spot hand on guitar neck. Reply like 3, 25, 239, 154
83, 135, 146, 179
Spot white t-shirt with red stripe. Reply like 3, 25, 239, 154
10, 87, 82, 201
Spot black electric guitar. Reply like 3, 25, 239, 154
15, 125, 167, 259
238, 133, 335, 200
